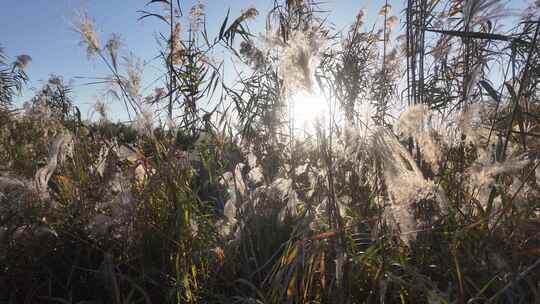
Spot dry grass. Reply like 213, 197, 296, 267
1, 0, 540, 303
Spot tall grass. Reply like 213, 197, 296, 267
1, 0, 540, 303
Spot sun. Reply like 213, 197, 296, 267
289, 90, 328, 132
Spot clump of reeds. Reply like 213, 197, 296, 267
1, 0, 540, 303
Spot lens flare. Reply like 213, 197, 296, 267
289, 90, 328, 132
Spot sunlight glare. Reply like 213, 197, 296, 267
290, 90, 328, 132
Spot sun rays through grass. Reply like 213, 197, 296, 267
1, 0, 540, 303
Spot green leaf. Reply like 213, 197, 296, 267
219, 9, 230, 41
137, 11, 170, 25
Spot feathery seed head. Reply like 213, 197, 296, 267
74, 13, 101, 57
124, 56, 143, 99
385, 16, 399, 30
15, 54, 32, 69
239, 40, 266, 69
189, 2, 205, 31
241, 7, 259, 21
133, 106, 154, 137
105, 33, 122, 69
379, 4, 392, 16
278, 29, 325, 93
170, 22, 184, 65
356, 8, 365, 24
94, 98, 108, 120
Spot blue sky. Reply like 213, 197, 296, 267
0, 0, 532, 121
0, 0, 404, 120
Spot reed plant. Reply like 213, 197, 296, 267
1, 0, 540, 303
